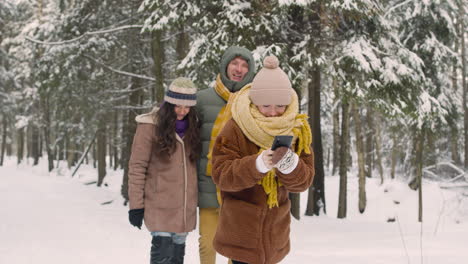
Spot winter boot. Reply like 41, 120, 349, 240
150, 236, 174, 264
172, 243, 185, 264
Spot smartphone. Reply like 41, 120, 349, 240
271, 135, 293, 150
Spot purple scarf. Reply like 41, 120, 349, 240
175, 119, 189, 138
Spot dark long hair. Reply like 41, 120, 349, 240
153, 102, 201, 161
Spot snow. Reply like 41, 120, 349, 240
278, 0, 314, 6
1, 157, 467, 264
14, 115, 29, 129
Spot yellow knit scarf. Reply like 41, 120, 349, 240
206, 74, 240, 177
206, 75, 244, 205
231, 85, 312, 208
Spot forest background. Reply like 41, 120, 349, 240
0, 0, 467, 220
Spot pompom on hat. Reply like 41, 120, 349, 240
164, 77, 197, 106
249, 55, 293, 106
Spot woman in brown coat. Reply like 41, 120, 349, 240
128, 77, 200, 264
211, 56, 315, 264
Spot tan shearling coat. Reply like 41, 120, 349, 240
212, 119, 315, 264
128, 112, 198, 233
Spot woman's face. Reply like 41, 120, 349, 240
256, 105, 287, 117
174, 105, 191, 120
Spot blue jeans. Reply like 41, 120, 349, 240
151, 231, 188, 245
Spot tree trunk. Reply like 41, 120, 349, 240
121, 80, 141, 202
17, 128, 25, 164
55, 142, 60, 169
113, 110, 119, 170
306, 65, 326, 216
390, 134, 398, 179
352, 102, 366, 213
39, 131, 43, 158
85, 144, 89, 165
0, 118, 7, 166
6, 134, 12, 156
92, 141, 97, 168
58, 138, 65, 161
426, 129, 436, 165
374, 113, 384, 184
97, 120, 107, 187
41, 93, 54, 172
408, 129, 420, 191
415, 126, 426, 222
450, 21, 461, 165
175, 26, 189, 76
461, 2, 468, 169
365, 106, 374, 178
450, 123, 460, 164
1, 118, 6, 161
332, 79, 340, 176
27, 126, 32, 159
151, 29, 165, 104
44, 121, 54, 172
122, 7, 143, 202
66, 133, 74, 169
71, 132, 96, 177
108, 131, 113, 169
337, 100, 349, 219
37, 0, 52, 172
347, 125, 353, 169
121, 110, 131, 202
31, 125, 40, 166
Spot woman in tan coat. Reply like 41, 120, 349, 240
128, 77, 200, 264
211, 56, 315, 264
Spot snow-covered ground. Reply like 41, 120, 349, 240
1, 157, 467, 264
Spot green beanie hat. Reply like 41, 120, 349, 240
219, 46, 256, 92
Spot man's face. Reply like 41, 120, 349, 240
227, 56, 249, 82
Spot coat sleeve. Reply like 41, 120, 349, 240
128, 123, 154, 209
276, 145, 315, 192
211, 120, 265, 192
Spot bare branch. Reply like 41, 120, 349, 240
83, 55, 156, 82
25, 25, 144, 45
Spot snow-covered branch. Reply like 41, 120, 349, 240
424, 162, 465, 175
384, 0, 413, 18
83, 55, 155, 82
25, 25, 143, 45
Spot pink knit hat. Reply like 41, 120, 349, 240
249, 55, 292, 106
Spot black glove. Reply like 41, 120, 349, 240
129, 208, 144, 229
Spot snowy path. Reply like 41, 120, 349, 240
1, 160, 468, 264
0, 168, 152, 263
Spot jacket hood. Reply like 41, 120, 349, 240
219, 46, 256, 92
135, 107, 158, 124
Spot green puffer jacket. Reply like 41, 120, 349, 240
196, 46, 256, 208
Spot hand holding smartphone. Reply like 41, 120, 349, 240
271, 135, 293, 150
270, 135, 293, 165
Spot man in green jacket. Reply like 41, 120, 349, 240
196, 46, 256, 264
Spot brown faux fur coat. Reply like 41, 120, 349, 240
211, 119, 315, 264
